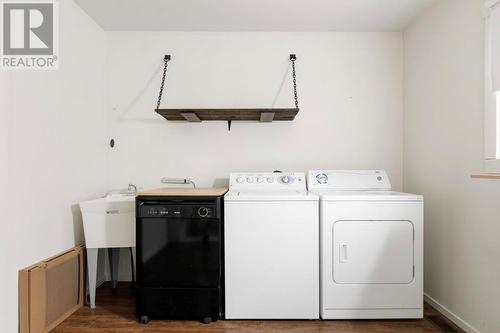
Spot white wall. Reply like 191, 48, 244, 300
105, 32, 404, 192
106, 31, 404, 282
0, 68, 11, 333
404, 1, 500, 332
0, 1, 108, 332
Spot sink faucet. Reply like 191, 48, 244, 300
128, 184, 137, 194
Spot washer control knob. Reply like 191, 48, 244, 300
246, 177, 254, 183
281, 176, 290, 183
236, 177, 244, 183
266, 177, 274, 183
198, 207, 209, 217
256, 177, 264, 183
316, 173, 328, 184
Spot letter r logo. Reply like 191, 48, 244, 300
2, 3, 53, 55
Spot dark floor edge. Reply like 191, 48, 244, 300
424, 294, 475, 333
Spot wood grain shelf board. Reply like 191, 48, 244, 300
180, 112, 201, 122
155, 108, 299, 121
471, 174, 500, 179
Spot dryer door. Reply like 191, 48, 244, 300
333, 220, 414, 284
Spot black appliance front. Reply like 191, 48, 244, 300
136, 196, 224, 323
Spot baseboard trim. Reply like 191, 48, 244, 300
424, 293, 479, 333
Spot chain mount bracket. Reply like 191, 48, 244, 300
156, 54, 171, 110
289, 54, 299, 110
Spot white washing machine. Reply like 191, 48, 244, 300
224, 172, 319, 319
307, 170, 423, 319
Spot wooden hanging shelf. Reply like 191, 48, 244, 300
154, 54, 300, 130
155, 108, 299, 122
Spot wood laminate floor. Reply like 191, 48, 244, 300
52, 283, 464, 333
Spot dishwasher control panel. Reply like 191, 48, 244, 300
139, 204, 216, 218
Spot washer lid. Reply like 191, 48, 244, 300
310, 190, 423, 202
224, 190, 319, 201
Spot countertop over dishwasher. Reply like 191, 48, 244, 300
137, 188, 228, 196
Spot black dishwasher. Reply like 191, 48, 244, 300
136, 195, 224, 324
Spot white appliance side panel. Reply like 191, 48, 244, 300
320, 201, 423, 312
224, 201, 319, 319
333, 220, 414, 284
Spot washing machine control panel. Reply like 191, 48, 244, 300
307, 170, 391, 190
229, 172, 306, 191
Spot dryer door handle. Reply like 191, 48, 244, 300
339, 243, 348, 263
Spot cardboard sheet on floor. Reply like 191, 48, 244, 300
19, 245, 85, 333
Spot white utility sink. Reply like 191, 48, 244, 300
79, 192, 136, 309
80, 194, 135, 248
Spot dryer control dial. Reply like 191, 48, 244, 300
316, 173, 328, 184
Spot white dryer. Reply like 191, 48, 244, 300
307, 170, 423, 319
224, 172, 319, 319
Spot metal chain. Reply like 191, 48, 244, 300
155, 55, 296, 110
156, 56, 170, 109
291, 58, 299, 109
